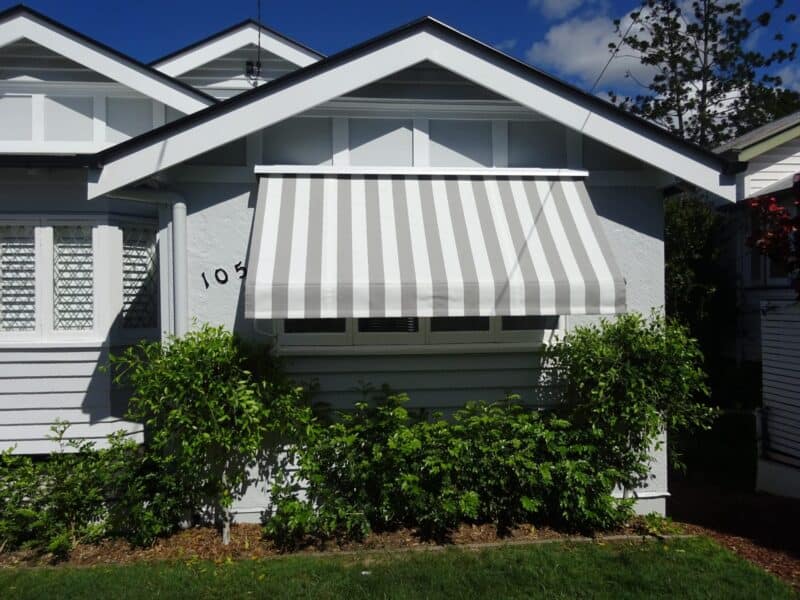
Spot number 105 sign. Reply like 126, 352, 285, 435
201, 261, 247, 289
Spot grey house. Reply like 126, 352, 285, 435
0, 6, 742, 518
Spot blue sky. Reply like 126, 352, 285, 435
4, 0, 799, 95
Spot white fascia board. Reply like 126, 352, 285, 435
253, 165, 590, 177
88, 29, 735, 200
154, 23, 319, 77
0, 15, 212, 114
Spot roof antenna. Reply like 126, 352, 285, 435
245, 0, 263, 86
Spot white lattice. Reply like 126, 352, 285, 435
0, 225, 36, 332
53, 225, 94, 331
122, 226, 158, 329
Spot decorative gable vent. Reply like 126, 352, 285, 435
53, 225, 94, 331
0, 225, 36, 331
121, 225, 158, 329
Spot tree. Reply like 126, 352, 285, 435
747, 175, 800, 297
110, 324, 268, 545
664, 193, 722, 335
609, 0, 799, 148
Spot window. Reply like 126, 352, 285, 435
0, 218, 159, 344
501, 316, 559, 331
278, 316, 560, 348
358, 318, 419, 333
53, 225, 94, 331
121, 225, 159, 329
0, 225, 36, 332
430, 317, 490, 332
284, 318, 346, 334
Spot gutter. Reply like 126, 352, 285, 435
106, 187, 189, 338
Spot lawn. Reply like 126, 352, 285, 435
1, 538, 794, 599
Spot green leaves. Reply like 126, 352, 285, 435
108, 325, 284, 530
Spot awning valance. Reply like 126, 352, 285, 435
245, 169, 625, 319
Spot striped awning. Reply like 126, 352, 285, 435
245, 168, 625, 319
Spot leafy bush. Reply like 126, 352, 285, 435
263, 312, 714, 549
109, 324, 271, 541
0, 424, 143, 557
263, 395, 634, 548
544, 311, 715, 490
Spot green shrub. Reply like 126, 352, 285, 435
544, 311, 716, 492
0, 424, 143, 557
262, 312, 714, 548
262, 395, 634, 548
109, 324, 271, 541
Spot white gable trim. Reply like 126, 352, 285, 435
0, 11, 213, 114
88, 26, 736, 200
153, 22, 320, 77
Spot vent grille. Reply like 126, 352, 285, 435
0, 225, 36, 332
53, 225, 93, 331
122, 225, 158, 329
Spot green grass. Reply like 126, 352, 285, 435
1, 538, 794, 600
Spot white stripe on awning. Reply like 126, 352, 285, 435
245, 173, 626, 319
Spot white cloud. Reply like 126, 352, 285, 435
777, 65, 800, 92
528, 0, 585, 20
526, 13, 654, 91
494, 38, 518, 53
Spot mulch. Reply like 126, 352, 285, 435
0, 521, 652, 569
3, 480, 800, 593
668, 479, 800, 590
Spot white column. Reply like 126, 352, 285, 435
172, 201, 189, 337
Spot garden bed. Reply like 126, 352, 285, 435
0, 520, 669, 568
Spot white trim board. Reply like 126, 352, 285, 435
252, 166, 589, 177
88, 21, 736, 201
0, 9, 213, 114
153, 21, 320, 77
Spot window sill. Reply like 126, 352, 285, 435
277, 341, 547, 357
0, 339, 109, 350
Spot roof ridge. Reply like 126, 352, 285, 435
149, 17, 324, 67
0, 4, 218, 105
94, 15, 735, 172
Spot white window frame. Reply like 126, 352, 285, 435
0, 219, 41, 342
113, 216, 161, 344
276, 316, 562, 349
0, 214, 108, 345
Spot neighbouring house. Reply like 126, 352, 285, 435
716, 112, 800, 498
0, 5, 742, 520
715, 111, 800, 363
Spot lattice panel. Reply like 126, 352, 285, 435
0, 225, 36, 331
122, 225, 158, 329
53, 225, 94, 331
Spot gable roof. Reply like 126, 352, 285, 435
716, 109, 800, 161
87, 16, 740, 200
151, 19, 322, 77
0, 4, 216, 113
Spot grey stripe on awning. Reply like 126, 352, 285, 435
245, 172, 626, 319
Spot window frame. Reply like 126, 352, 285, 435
0, 215, 109, 345
0, 218, 42, 342
276, 316, 562, 349
112, 216, 161, 343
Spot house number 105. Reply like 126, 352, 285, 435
201, 261, 247, 289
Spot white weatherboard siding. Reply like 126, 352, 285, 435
0, 172, 159, 453
0, 345, 143, 454
760, 302, 800, 465
745, 138, 800, 197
